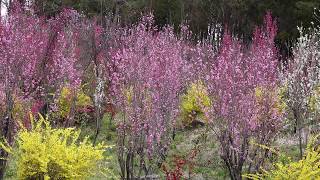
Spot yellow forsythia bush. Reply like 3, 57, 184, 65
254, 86, 287, 114
309, 85, 320, 115
244, 135, 320, 180
124, 85, 134, 103
180, 81, 211, 126
57, 86, 92, 118
0, 114, 107, 179
277, 85, 288, 113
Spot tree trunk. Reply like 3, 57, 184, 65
298, 125, 303, 159
93, 65, 104, 145
228, 166, 242, 180
65, 90, 77, 128
0, 117, 9, 179
0, 87, 15, 179
293, 108, 303, 159
230, 171, 242, 180
93, 104, 101, 145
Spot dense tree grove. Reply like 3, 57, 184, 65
1, 0, 320, 180
2, 0, 319, 56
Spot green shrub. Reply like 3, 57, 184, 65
244, 135, 320, 180
180, 81, 211, 126
1, 114, 108, 179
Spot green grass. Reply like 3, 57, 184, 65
3, 113, 306, 180
164, 127, 229, 180
79, 113, 119, 179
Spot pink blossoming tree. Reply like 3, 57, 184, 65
0, 4, 83, 176
109, 15, 186, 179
206, 13, 284, 179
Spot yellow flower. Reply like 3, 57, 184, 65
56, 86, 93, 118
180, 80, 211, 125
124, 86, 134, 103
0, 114, 109, 179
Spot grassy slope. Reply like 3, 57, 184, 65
82, 114, 230, 179
3, 114, 303, 180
